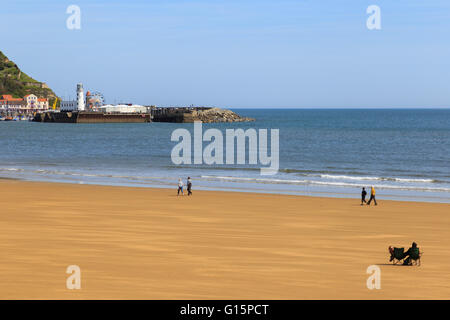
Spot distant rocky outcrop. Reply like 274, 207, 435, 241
185, 108, 254, 123
152, 107, 255, 123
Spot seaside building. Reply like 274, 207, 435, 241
0, 94, 49, 114
98, 104, 148, 113
24, 94, 38, 109
60, 83, 86, 112
38, 98, 49, 109
60, 100, 78, 112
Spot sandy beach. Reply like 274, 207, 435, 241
1, 179, 449, 299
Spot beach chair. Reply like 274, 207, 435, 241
407, 247, 422, 266
389, 246, 405, 265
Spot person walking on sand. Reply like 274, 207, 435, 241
367, 186, 377, 206
177, 178, 184, 196
187, 177, 192, 196
361, 187, 367, 205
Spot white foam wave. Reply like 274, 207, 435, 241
201, 175, 450, 192
320, 174, 435, 183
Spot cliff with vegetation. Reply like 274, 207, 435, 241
0, 50, 58, 104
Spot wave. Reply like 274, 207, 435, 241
319, 174, 438, 183
164, 166, 443, 183
0, 168, 25, 172
0, 167, 169, 182
200, 175, 450, 192
138, 164, 450, 184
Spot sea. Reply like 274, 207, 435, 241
1, 109, 449, 203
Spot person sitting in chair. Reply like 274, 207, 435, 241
403, 242, 420, 265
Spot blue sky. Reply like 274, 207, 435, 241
1, 0, 450, 107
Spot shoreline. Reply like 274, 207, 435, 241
1, 179, 450, 299
1, 175, 450, 204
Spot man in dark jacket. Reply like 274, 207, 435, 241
361, 187, 367, 205
187, 177, 192, 196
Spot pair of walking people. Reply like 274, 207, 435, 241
177, 177, 192, 196
361, 186, 377, 205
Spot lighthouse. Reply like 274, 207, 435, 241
77, 83, 85, 111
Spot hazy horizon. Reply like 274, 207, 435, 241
2, 0, 450, 108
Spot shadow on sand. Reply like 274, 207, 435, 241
376, 263, 419, 267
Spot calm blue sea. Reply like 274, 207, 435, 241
1, 109, 449, 203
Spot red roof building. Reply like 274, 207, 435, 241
0, 94, 49, 113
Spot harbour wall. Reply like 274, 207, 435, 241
33, 112, 151, 123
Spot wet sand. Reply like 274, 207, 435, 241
1, 180, 449, 299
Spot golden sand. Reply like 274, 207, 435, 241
1, 180, 449, 299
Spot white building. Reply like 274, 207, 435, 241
37, 98, 49, 109
24, 94, 38, 109
97, 104, 148, 113
60, 100, 78, 112
60, 83, 86, 112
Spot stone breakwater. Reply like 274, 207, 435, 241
151, 107, 255, 123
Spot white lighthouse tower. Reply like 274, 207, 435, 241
77, 83, 85, 111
